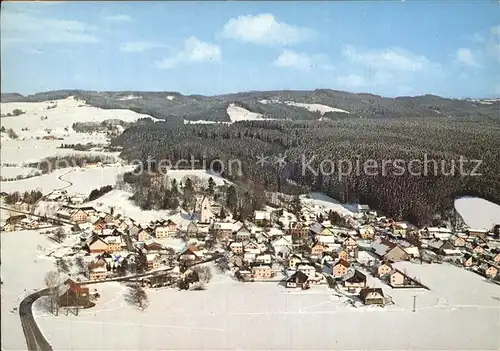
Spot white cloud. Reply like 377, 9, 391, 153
222, 13, 315, 46
334, 74, 368, 89
121, 41, 165, 53
1, 9, 99, 45
472, 33, 485, 43
342, 45, 433, 72
456, 48, 480, 67
333, 46, 443, 95
156, 37, 221, 69
490, 25, 500, 37
103, 14, 132, 22
494, 83, 500, 95
273, 50, 333, 71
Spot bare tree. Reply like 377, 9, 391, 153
53, 227, 66, 243
56, 258, 70, 274
215, 257, 229, 273
44, 271, 62, 315
75, 256, 85, 274
192, 265, 212, 284
125, 282, 149, 311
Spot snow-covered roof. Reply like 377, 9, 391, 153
426, 227, 452, 233
468, 228, 489, 233
104, 236, 122, 244
267, 227, 284, 236
371, 240, 392, 256
316, 235, 336, 244
213, 222, 233, 230
254, 210, 271, 220
146, 254, 159, 261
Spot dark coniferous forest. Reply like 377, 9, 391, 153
113, 117, 500, 227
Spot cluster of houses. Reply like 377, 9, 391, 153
45, 189, 88, 205
422, 227, 500, 279
5, 185, 499, 307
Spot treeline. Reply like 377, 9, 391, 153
58, 143, 121, 152
113, 117, 500, 226
58, 143, 95, 151
28, 155, 116, 173
88, 185, 113, 201
72, 117, 154, 133
4, 190, 43, 205
1, 108, 25, 117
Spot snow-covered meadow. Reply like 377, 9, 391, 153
0, 138, 117, 165
165, 169, 232, 187
0, 97, 157, 140
1, 166, 41, 179
226, 103, 268, 122
1, 230, 58, 351
301, 192, 357, 217
259, 99, 349, 115
455, 196, 500, 230
0, 166, 134, 196
30, 261, 500, 350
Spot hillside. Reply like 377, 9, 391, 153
2, 89, 499, 123
113, 117, 500, 227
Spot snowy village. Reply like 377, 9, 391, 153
2, 2, 500, 349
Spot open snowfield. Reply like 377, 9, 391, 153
0, 166, 133, 196
1, 138, 118, 165
0, 97, 157, 139
165, 169, 232, 187
259, 99, 349, 115
283, 101, 349, 115
226, 103, 266, 122
31, 261, 500, 350
1, 230, 58, 351
455, 196, 500, 230
1, 166, 41, 179
301, 192, 357, 217
184, 119, 232, 125
87, 190, 194, 227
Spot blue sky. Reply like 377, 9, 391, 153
1, 1, 499, 98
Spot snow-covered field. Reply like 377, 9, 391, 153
259, 99, 349, 115
0, 97, 157, 140
87, 190, 193, 227
301, 192, 357, 217
118, 95, 142, 101
226, 103, 265, 122
1, 166, 41, 179
165, 169, 232, 187
455, 196, 500, 230
1, 230, 58, 351
30, 261, 500, 350
184, 119, 229, 125
0, 138, 117, 165
283, 101, 349, 115
0, 166, 133, 196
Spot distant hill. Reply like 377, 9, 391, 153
2, 89, 499, 122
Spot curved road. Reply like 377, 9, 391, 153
31, 169, 75, 215
19, 288, 53, 351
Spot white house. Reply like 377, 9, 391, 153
297, 264, 316, 280
254, 210, 271, 221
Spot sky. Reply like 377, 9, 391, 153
1, 1, 499, 98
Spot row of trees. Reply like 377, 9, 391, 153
4, 190, 43, 205
88, 185, 113, 201
29, 154, 116, 174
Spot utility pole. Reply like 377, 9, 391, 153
412, 295, 417, 312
